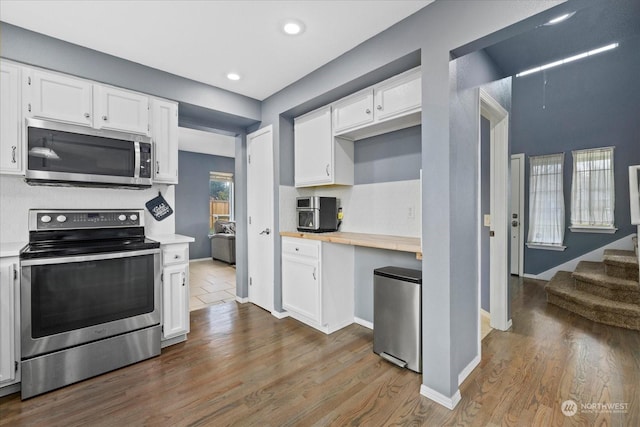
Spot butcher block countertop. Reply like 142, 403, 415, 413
280, 231, 422, 259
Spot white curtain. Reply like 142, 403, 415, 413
571, 147, 615, 228
528, 153, 565, 246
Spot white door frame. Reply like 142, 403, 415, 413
246, 125, 274, 312
511, 153, 525, 277
479, 88, 511, 333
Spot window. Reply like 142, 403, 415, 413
570, 147, 615, 232
527, 153, 566, 250
210, 172, 234, 232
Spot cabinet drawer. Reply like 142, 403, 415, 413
162, 244, 189, 265
282, 238, 319, 258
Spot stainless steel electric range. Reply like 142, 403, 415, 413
19, 209, 161, 399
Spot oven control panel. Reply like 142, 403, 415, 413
30, 209, 145, 230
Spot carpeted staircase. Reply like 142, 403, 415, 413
545, 242, 640, 331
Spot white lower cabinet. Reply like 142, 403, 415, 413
282, 237, 354, 334
0, 256, 20, 395
160, 243, 190, 346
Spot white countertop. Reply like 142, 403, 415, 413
148, 234, 195, 245
0, 242, 26, 258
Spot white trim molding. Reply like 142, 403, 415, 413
420, 385, 462, 410
271, 310, 289, 319
526, 243, 567, 251
458, 355, 481, 386
235, 296, 249, 304
570, 226, 618, 234
354, 317, 373, 330
526, 233, 636, 281
480, 88, 511, 332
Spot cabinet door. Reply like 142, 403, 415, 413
94, 85, 149, 135
151, 99, 179, 184
0, 259, 17, 386
282, 254, 321, 323
373, 68, 421, 122
294, 106, 333, 187
332, 89, 374, 134
28, 69, 93, 126
0, 63, 22, 174
162, 263, 190, 340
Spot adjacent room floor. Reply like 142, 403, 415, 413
1, 277, 638, 426
188, 259, 237, 311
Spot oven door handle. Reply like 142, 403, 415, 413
21, 248, 161, 267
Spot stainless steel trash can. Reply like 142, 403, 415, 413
373, 266, 422, 373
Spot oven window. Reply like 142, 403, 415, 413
298, 211, 316, 228
30, 254, 155, 338
28, 127, 135, 177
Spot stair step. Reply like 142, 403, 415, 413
603, 249, 639, 281
572, 261, 640, 303
546, 271, 640, 330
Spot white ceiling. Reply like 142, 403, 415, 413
0, 0, 432, 100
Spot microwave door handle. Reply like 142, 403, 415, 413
134, 141, 141, 178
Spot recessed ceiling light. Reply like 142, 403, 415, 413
282, 19, 305, 35
227, 73, 241, 81
544, 11, 576, 26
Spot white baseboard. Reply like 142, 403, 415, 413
528, 233, 636, 280
189, 257, 211, 262
419, 385, 461, 410
235, 296, 249, 304
354, 317, 373, 330
480, 309, 490, 319
458, 354, 480, 386
271, 310, 289, 319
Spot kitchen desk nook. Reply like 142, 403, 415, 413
280, 231, 421, 334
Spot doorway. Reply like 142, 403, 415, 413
478, 89, 511, 336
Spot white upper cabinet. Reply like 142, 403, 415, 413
27, 69, 93, 127
332, 89, 374, 134
150, 98, 179, 184
332, 66, 422, 140
294, 106, 354, 188
93, 86, 149, 135
373, 67, 421, 121
25, 68, 151, 135
0, 62, 23, 174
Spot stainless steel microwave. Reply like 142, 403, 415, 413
296, 196, 338, 232
25, 118, 153, 188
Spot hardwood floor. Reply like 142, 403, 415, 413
1, 278, 638, 426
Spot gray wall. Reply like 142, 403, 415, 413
175, 151, 234, 260
354, 247, 421, 322
512, 35, 640, 275
354, 126, 422, 185
260, 0, 562, 400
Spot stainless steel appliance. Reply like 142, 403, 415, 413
296, 196, 338, 232
25, 118, 153, 188
373, 266, 422, 373
19, 209, 161, 399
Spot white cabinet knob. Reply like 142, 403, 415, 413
56, 215, 67, 223
118, 214, 127, 221
41, 215, 52, 223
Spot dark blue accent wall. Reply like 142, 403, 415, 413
512, 35, 640, 274
175, 151, 235, 260
354, 125, 422, 185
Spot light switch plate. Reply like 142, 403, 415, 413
483, 214, 491, 227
